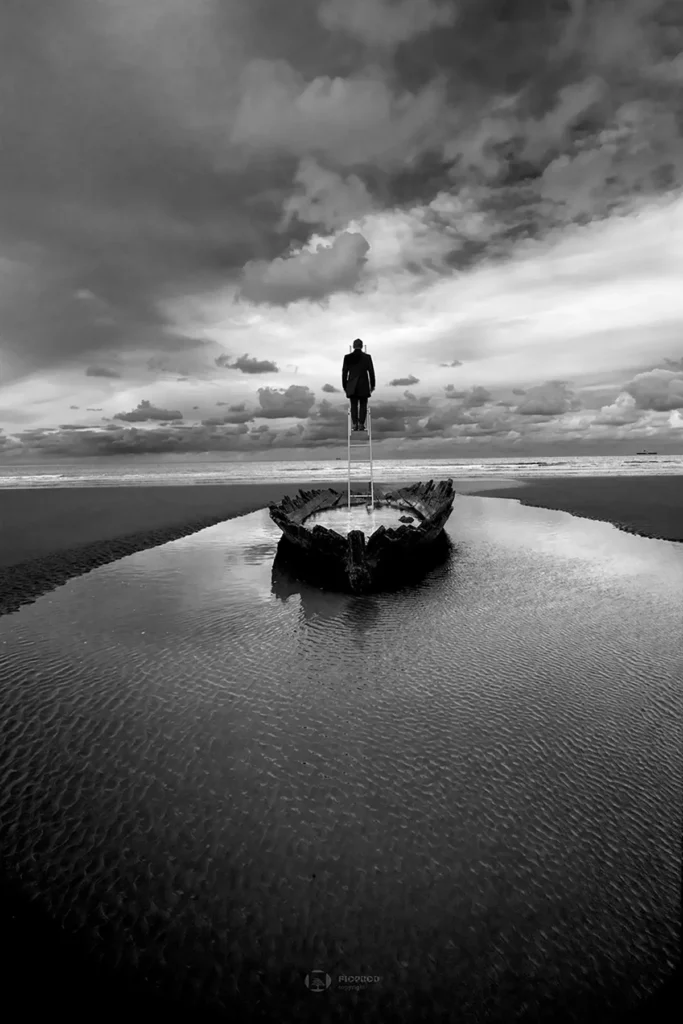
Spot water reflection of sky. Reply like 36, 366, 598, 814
304, 504, 419, 535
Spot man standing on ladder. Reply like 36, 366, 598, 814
342, 338, 375, 431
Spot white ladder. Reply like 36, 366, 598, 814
347, 404, 374, 509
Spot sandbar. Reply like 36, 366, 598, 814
0, 475, 681, 620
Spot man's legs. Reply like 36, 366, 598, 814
358, 397, 368, 430
349, 396, 359, 429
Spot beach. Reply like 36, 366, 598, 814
0, 475, 681, 620
0, 479, 681, 1022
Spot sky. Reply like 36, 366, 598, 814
0, 0, 682, 462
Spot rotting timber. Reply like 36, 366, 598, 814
268, 479, 455, 594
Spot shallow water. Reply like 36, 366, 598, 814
305, 503, 419, 535
0, 495, 681, 1020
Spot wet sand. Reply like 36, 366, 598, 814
0, 475, 681, 619
1, 475, 681, 1021
473, 475, 683, 544
0, 479, 513, 617
2, 858, 678, 1023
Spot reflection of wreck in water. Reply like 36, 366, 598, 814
270, 559, 384, 627
269, 480, 455, 594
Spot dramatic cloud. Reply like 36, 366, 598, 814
593, 393, 642, 426
515, 382, 580, 417
318, 0, 456, 49
215, 354, 280, 374
624, 368, 683, 411
256, 385, 316, 419
114, 400, 183, 423
462, 386, 492, 408
280, 159, 375, 232
240, 232, 370, 305
202, 398, 255, 425
230, 60, 448, 170
1, 0, 682, 459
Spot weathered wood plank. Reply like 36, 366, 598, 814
268, 479, 455, 593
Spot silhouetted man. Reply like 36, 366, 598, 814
342, 338, 375, 432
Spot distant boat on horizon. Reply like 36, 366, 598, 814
636, 450, 657, 455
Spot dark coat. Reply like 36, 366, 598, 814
342, 351, 375, 398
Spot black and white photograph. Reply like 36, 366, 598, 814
0, 2, 681, 1021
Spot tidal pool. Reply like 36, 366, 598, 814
0, 494, 680, 1021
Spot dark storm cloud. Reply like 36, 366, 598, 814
321, 383, 339, 393
214, 354, 279, 373
300, 398, 348, 443
462, 386, 493, 408
279, 159, 376, 232
202, 406, 254, 425
443, 386, 488, 404
86, 366, 122, 379
389, 375, 420, 386
439, 360, 463, 367
240, 232, 370, 305
371, 396, 433, 438
114, 399, 184, 423
231, 355, 279, 374
256, 385, 316, 418
303, 393, 432, 444
1, 0, 681, 382
12, 422, 252, 457
317, 0, 456, 49
514, 381, 580, 416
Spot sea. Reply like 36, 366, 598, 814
0, 453, 681, 487
0, 492, 680, 1021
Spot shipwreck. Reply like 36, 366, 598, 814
268, 479, 455, 594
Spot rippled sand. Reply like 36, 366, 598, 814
0, 495, 681, 1021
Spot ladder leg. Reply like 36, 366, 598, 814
368, 405, 373, 507
347, 407, 351, 509
346, 399, 374, 509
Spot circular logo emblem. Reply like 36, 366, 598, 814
305, 970, 332, 993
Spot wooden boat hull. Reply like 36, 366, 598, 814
268, 479, 455, 593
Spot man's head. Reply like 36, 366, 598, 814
352, 338, 363, 350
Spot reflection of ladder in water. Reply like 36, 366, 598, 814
347, 403, 374, 510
